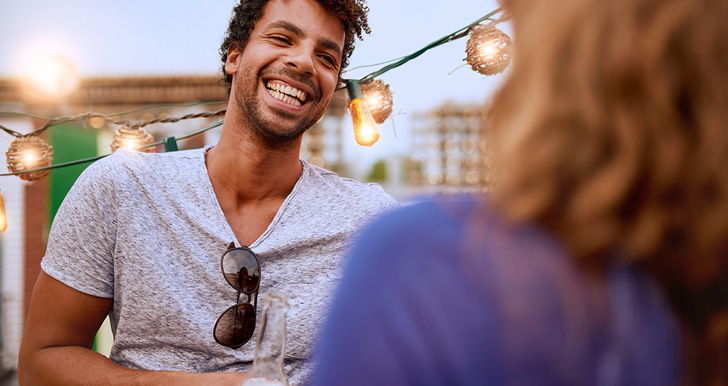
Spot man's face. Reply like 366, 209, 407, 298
225, 0, 345, 143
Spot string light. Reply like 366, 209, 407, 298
0, 7, 513, 231
89, 116, 106, 129
346, 80, 380, 147
361, 79, 393, 124
0, 8, 509, 172
6, 136, 54, 181
465, 24, 512, 76
0, 187, 7, 233
110, 126, 155, 153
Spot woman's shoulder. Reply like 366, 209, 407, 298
370, 194, 485, 232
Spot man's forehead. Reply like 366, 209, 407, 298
266, 20, 343, 52
258, 0, 345, 42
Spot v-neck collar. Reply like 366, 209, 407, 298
199, 146, 308, 249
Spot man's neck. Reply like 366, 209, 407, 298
206, 121, 304, 205
206, 120, 305, 246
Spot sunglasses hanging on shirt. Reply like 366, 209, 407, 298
214, 242, 261, 349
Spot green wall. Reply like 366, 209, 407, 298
47, 124, 99, 225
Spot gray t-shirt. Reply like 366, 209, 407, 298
41, 147, 398, 385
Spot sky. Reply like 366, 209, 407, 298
0, 0, 509, 174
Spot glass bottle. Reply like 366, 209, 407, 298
241, 290, 290, 386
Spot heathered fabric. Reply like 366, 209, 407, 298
41, 147, 398, 385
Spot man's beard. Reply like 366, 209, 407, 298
236, 66, 328, 147
245, 96, 312, 142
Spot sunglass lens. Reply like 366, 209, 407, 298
222, 248, 260, 293
213, 303, 256, 348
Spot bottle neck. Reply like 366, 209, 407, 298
253, 299, 286, 367
244, 291, 289, 386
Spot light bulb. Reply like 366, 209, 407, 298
121, 139, 140, 150
465, 24, 512, 76
0, 190, 6, 233
110, 126, 155, 153
350, 99, 379, 146
6, 136, 54, 181
477, 40, 499, 61
22, 150, 38, 165
360, 79, 394, 124
365, 93, 382, 108
346, 80, 380, 147
0, 192, 8, 233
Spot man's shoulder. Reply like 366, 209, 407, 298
87, 147, 205, 179
300, 161, 398, 209
301, 160, 388, 194
107, 146, 204, 167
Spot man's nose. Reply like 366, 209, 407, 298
285, 46, 316, 77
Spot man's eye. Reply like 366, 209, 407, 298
272, 36, 290, 44
320, 55, 337, 67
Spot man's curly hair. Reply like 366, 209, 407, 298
219, 0, 371, 92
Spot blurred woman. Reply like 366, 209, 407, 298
311, 0, 728, 384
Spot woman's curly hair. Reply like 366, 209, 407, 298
219, 0, 370, 92
490, 0, 728, 383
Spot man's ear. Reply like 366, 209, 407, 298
225, 45, 242, 75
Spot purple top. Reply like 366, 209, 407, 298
312, 196, 681, 386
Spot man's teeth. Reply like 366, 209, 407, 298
266, 82, 307, 107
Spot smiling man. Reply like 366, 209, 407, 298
18, 1, 397, 385
222, 0, 341, 146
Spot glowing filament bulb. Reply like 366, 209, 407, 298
22, 150, 38, 165
477, 40, 499, 61
110, 126, 155, 153
465, 24, 512, 76
121, 139, 140, 150
346, 80, 379, 147
361, 79, 394, 124
365, 92, 383, 109
0, 190, 7, 233
350, 99, 379, 146
5, 136, 54, 181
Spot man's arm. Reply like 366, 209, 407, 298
19, 272, 245, 386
